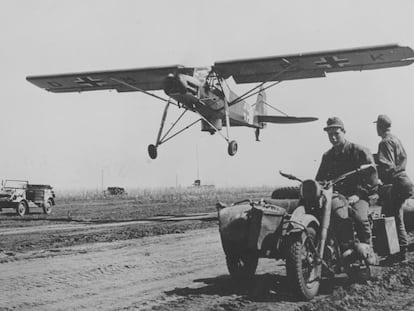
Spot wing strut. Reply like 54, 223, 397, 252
227, 59, 296, 106
110, 77, 179, 107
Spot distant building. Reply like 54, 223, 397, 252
191, 179, 214, 189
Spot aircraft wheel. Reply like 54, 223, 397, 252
148, 144, 158, 159
227, 140, 238, 156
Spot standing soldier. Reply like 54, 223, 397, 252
375, 114, 413, 264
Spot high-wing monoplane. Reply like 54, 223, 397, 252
27, 44, 414, 159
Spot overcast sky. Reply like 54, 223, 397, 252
1, 1, 413, 190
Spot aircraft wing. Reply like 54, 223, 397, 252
257, 116, 318, 124
213, 44, 414, 84
26, 65, 194, 93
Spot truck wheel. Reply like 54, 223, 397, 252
226, 250, 258, 280
286, 227, 320, 300
16, 201, 27, 217
43, 199, 53, 214
271, 186, 300, 199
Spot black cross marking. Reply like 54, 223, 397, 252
48, 81, 63, 88
370, 53, 385, 61
279, 58, 293, 69
119, 77, 136, 84
315, 56, 350, 69
73, 76, 106, 87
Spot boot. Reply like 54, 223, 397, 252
397, 246, 409, 264
355, 242, 377, 265
341, 241, 355, 263
380, 246, 408, 266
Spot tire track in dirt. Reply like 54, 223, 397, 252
0, 227, 291, 311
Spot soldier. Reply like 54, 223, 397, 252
316, 117, 378, 264
375, 114, 413, 264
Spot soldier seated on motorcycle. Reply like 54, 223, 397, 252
316, 117, 379, 265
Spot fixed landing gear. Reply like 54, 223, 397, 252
227, 140, 238, 156
148, 98, 239, 159
148, 144, 158, 159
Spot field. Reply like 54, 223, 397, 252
1, 186, 414, 310
0, 186, 271, 253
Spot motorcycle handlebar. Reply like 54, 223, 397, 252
278, 170, 303, 183
279, 164, 375, 188
329, 164, 375, 186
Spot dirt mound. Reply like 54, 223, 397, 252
303, 261, 414, 311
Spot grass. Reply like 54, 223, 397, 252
0, 186, 275, 223
0, 186, 277, 253
56, 186, 275, 205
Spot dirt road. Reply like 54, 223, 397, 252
0, 227, 302, 311
1, 193, 414, 311
0, 213, 217, 236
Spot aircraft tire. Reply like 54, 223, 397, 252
148, 144, 158, 159
228, 140, 238, 156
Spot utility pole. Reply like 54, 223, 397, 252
101, 169, 104, 192
196, 145, 200, 180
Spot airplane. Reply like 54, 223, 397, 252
27, 44, 414, 159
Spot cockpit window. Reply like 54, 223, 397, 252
193, 67, 211, 85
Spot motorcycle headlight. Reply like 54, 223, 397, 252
300, 179, 322, 203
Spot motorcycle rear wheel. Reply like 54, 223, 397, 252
286, 227, 320, 300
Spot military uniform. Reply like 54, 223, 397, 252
316, 140, 378, 245
377, 132, 413, 250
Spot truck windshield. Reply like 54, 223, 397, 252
3, 180, 27, 189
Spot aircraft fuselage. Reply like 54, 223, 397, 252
163, 73, 255, 133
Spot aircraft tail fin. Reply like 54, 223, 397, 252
252, 88, 318, 141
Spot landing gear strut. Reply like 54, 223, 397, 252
147, 95, 239, 158
223, 93, 237, 156
148, 100, 202, 159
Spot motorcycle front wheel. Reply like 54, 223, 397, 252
286, 227, 320, 300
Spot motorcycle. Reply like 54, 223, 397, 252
217, 164, 379, 300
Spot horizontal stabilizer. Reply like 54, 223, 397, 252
257, 115, 318, 124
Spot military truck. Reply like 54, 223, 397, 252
106, 186, 126, 195
0, 180, 56, 216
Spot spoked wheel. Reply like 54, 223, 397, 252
227, 140, 238, 156
148, 144, 158, 159
226, 250, 258, 280
16, 201, 27, 217
286, 227, 320, 300
43, 199, 53, 214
